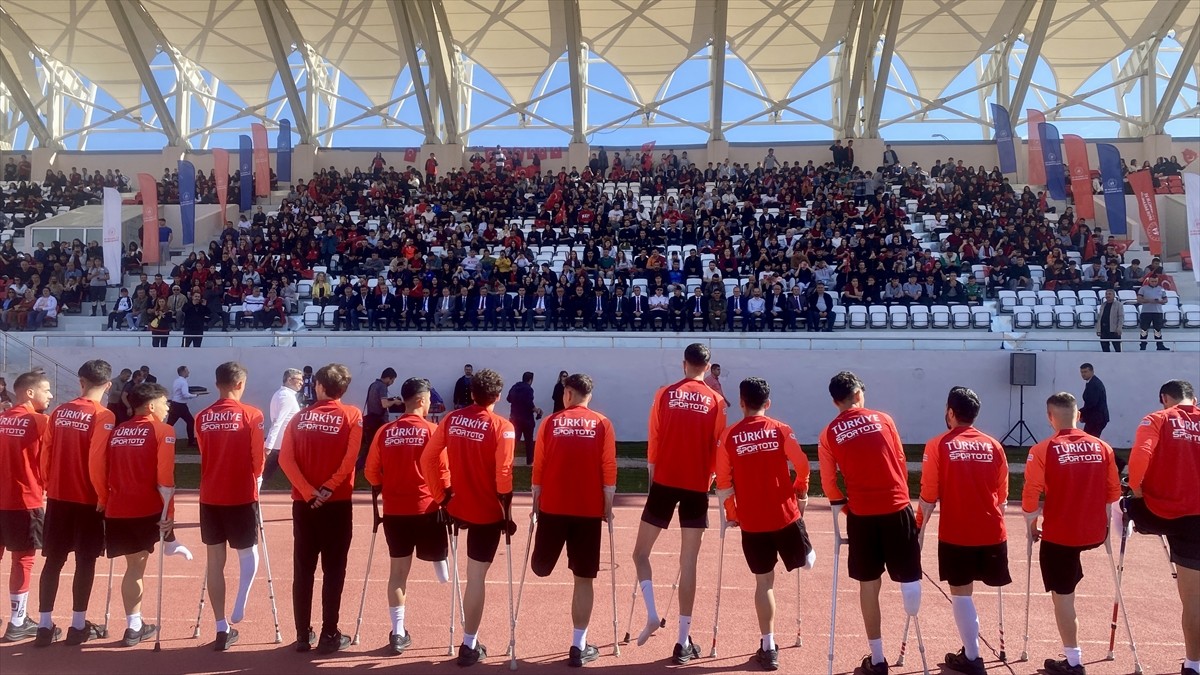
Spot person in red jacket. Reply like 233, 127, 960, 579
818, 371, 920, 675
0, 371, 52, 643
36, 359, 115, 646
631, 343, 726, 664
364, 377, 448, 656
195, 362, 265, 651
95, 382, 191, 648
715, 377, 813, 672
279, 363, 362, 655
530, 373, 617, 668
1022, 392, 1121, 675
420, 368, 515, 667
1124, 379, 1200, 675
917, 387, 1010, 675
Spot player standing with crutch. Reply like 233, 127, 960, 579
529, 373, 617, 668
420, 368, 516, 667
363, 377, 450, 654
915, 387, 1011, 675
1022, 392, 1121, 675
818, 371, 925, 675
1123, 379, 1200, 675
194, 362, 266, 651
714, 377, 814, 672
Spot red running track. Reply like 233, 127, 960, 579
0, 492, 1186, 674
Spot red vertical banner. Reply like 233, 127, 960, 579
1026, 109, 1046, 185
550, 147, 562, 159
138, 173, 159, 264
1063, 134, 1094, 219
251, 123, 270, 197
1127, 170, 1162, 255
403, 148, 418, 163
214, 148, 229, 224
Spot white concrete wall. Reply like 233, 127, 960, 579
35, 345, 1194, 448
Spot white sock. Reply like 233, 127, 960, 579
10, 592, 27, 624
215, 618, 229, 633
389, 605, 404, 636
165, 539, 193, 561
803, 548, 817, 570
869, 638, 885, 665
635, 579, 659, 646
463, 632, 477, 649
1064, 646, 1082, 667
900, 580, 921, 616
951, 596, 979, 660
1184, 659, 1200, 672
128, 613, 142, 631
572, 627, 587, 650
71, 611, 85, 630
433, 559, 449, 583
762, 633, 775, 651
676, 615, 691, 648
230, 546, 259, 623
39, 611, 52, 629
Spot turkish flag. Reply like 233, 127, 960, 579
403, 148, 418, 163
550, 147, 563, 159
1183, 148, 1198, 166
641, 141, 656, 152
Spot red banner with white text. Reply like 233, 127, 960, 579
1027, 109, 1046, 186
252, 123, 270, 197
214, 148, 229, 224
138, 173, 159, 264
1063, 134, 1094, 219
1127, 169, 1162, 255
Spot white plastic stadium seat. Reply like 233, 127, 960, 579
303, 306, 321, 327
998, 291, 1017, 314
910, 305, 930, 328
970, 307, 992, 329
868, 305, 889, 329
1037, 290, 1057, 306
931, 306, 951, 329
1056, 290, 1078, 307
1018, 291, 1037, 307
1182, 305, 1200, 328
833, 306, 847, 329
1117, 290, 1137, 304
1163, 307, 1181, 329
1034, 307, 1055, 329
1012, 307, 1034, 330
1075, 306, 1096, 328
950, 305, 971, 328
1122, 306, 1139, 328
847, 306, 868, 329
888, 306, 909, 328
1054, 306, 1076, 328
1077, 290, 1098, 306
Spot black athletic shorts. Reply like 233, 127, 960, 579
641, 482, 709, 529
105, 515, 160, 558
532, 512, 602, 579
938, 541, 1012, 587
846, 506, 921, 583
1039, 540, 1101, 595
200, 503, 259, 550
384, 513, 448, 562
1124, 498, 1200, 571
42, 499, 105, 559
0, 507, 44, 551
455, 520, 504, 564
741, 518, 813, 575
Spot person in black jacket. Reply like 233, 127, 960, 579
452, 364, 473, 409
806, 282, 836, 332
1078, 363, 1109, 438
551, 370, 568, 413
180, 290, 212, 347
506, 371, 542, 465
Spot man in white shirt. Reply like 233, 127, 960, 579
168, 365, 202, 446
242, 287, 266, 328
746, 287, 767, 332
28, 287, 58, 330
262, 368, 304, 483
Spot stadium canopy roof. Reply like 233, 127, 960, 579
0, 0, 1196, 151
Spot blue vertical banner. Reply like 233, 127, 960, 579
1097, 143, 1127, 235
277, 119, 292, 183
1039, 123, 1066, 200
178, 160, 196, 245
239, 135, 253, 212
989, 103, 1016, 174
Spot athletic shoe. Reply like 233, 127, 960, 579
65, 621, 105, 646
215, 628, 239, 651
943, 648, 986, 675
3, 617, 38, 642
457, 641, 487, 666
856, 655, 888, 675
121, 623, 157, 647
672, 638, 700, 665
1182, 666, 1199, 675
388, 630, 412, 655
568, 644, 599, 667
316, 630, 350, 654
755, 646, 780, 671
1158, 345, 1171, 351
33, 625, 62, 647
1044, 657, 1086, 675
295, 628, 317, 653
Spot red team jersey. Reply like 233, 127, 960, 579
44, 398, 115, 506
0, 402, 50, 510
1022, 429, 1121, 547
818, 407, 909, 516
647, 379, 727, 493
279, 400, 363, 503
421, 406, 514, 525
918, 426, 1008, 546
715, 416, 810, 533
196, 398, 266, 506
1129, 404, 1200, 520
533, 406, 617, 519
365, 414, 442, 516
99, 415, 175, 519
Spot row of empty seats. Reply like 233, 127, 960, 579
1010, 304, 1199, 329
997, 289, 1181, 312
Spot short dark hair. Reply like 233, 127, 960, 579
13, 371, 48, 395
78, 359, 111, 387
176, 365, 187, 375
381, 367, 397, 380
215, 362, 247, 388
829, 371, 865, 403
400, 377, 431, 401
1080, 363, 1094, 371
316, 363, 353, 399
128, 382, 168, 409
1160, 380, 1195, 402
564, 373, 593, 398
522, 371, 534, 384
683, 343, 710, 367
471, 369, 504, 405
1046, 392, 1077, 412
946, 386, 981, 424
739, 377, 770, 410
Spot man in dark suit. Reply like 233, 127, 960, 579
434, 287, 456, 329
509, 286, 531, 329
529, 286, 551, 329
566, 286, 588, 330
766, 284, 788, 331
469, 286, 493, 330
454, 287, 472, 330
806, 282, 836, 332
393, 287, 414, 330
506, 371, 541, 465
412, 288, 434, 330
726, 285, 747, 331
550, 286, 570, 330
787, 285, 807, 330
366, 285, 395, 330
452, 364, 473, 409
611, 286, 630, 330
686, 286, 708, 331
668, 286, 688, 331
589, 287, 609, 330
628, 285, 647, 330
1079, 363, 1109, 438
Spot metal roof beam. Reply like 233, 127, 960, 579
1151, 17, 1200, 133
842, 0, 880, 136
1008, 0, 1056, 127
979, 0, 1037, 107
865, 0, 903, 137
106, 0, 183, 147
563, 0, 587, 143
0, 50, 56, 148
255, 0, 313, 145
389, 0, 438, 144
709, 0, 728, 142
422, 0, 461, 144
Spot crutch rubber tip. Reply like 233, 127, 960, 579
273, 635, 281, 644
509, 658, 518, 671
621, 632, 630, 644
1106, 651, 1114, 661
352, 636, 360, 645
896, 656, 906, 666
153, 643, 161, 652
1000, 651, 1007, 661
794, 637, 803, 647
659, 618, 666, 628
1019, 651, 1028, 661
192, 629, 200, 638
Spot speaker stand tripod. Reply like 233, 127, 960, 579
1001, 385, 1037, 446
